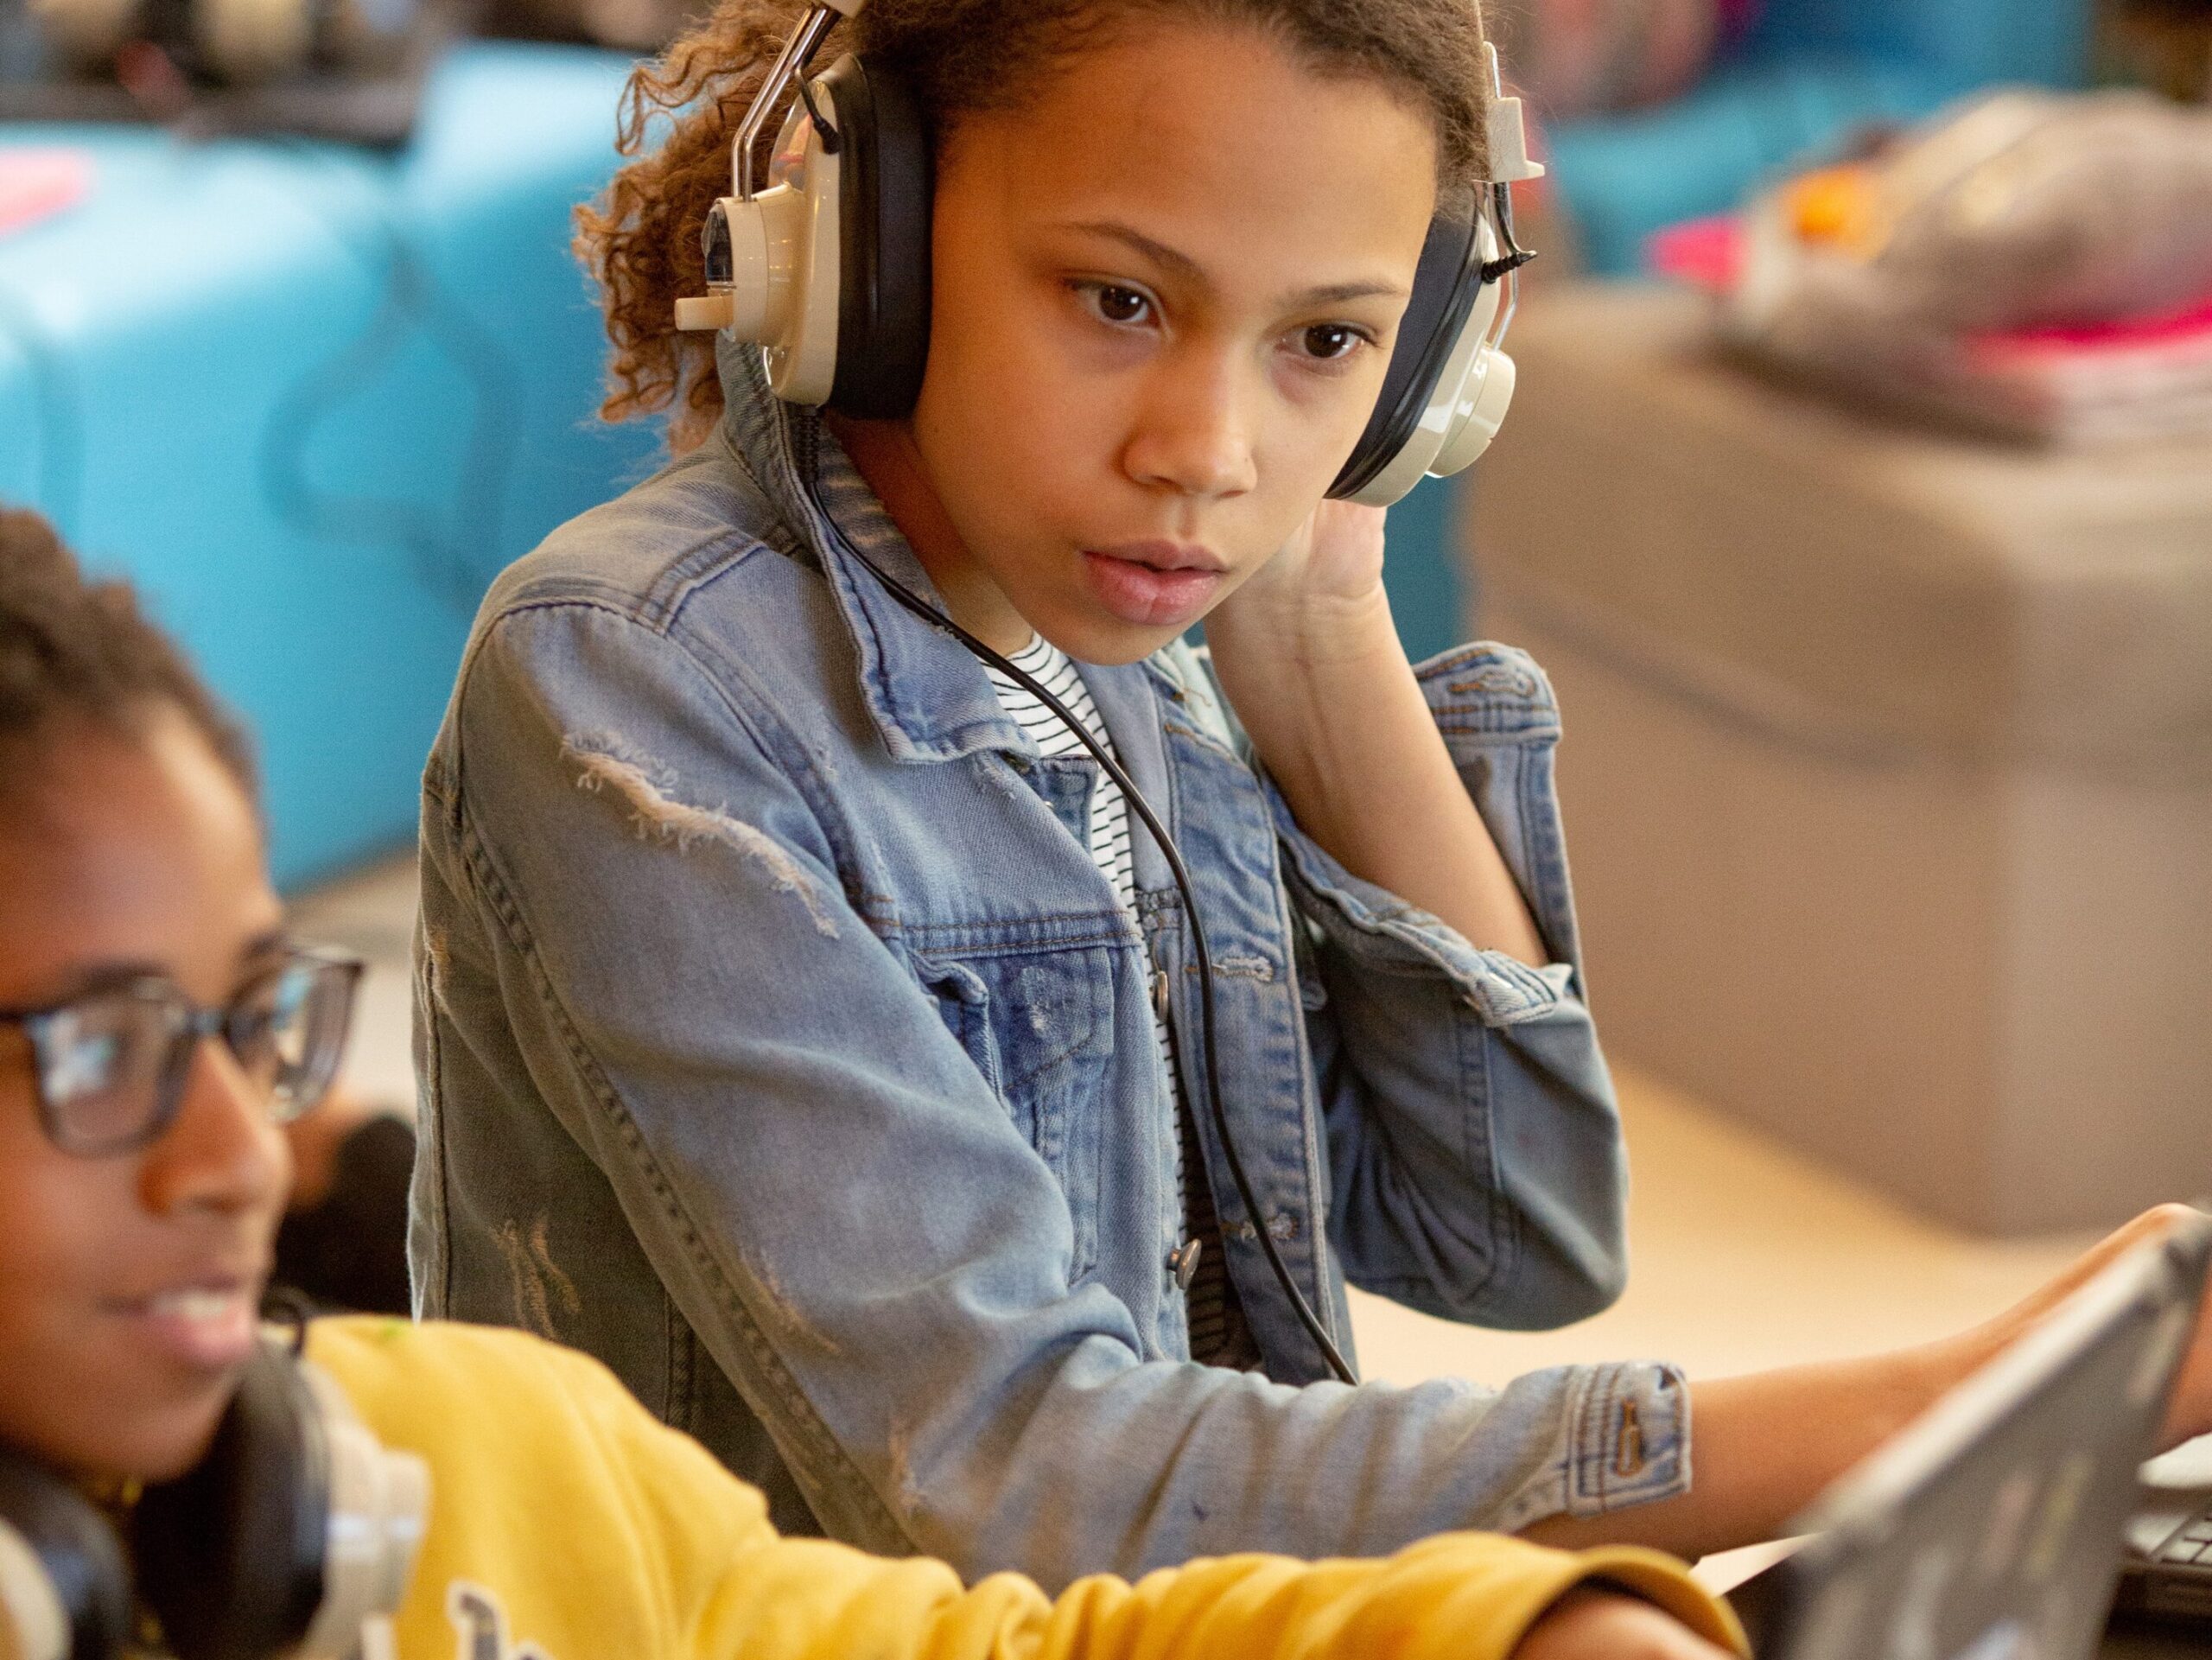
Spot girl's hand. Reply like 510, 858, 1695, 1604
1264, 497, 1389, 605
1963, 1204, 2212, 1448
2150, 1205, 2212, 1447
1516, 1589, 1738, 1660
1212, 499, 1394, 663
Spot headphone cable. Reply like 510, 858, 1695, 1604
824, 522, 1359, 1388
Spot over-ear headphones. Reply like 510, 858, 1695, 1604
24, 0, 421, 86
0, 1335, 428, 1660
676, 0, 1544, 507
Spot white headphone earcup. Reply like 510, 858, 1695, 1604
0, 1450, 131, 1660
1430, 341, 1516, 476
1342, 258, 1510, 509
674, 99, 846, 404
0, 1517, 80, 1660
763, 115, 843, 405
296, 1361, 429, 1659
191, 0, 313, 83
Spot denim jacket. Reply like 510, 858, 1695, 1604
409, 338, 1691, 1592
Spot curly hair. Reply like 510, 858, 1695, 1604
0, 508, 256, 809
578, 0, 1494, 448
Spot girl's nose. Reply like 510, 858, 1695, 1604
140, 1037, 291, 1222
1122, 354, 1259, 501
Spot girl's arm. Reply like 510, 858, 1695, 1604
692, 1530, 1746, 1660
1528, 1205, 2212, 1557
320, 1317, 1743, 1660
1203, 499, 1548, 968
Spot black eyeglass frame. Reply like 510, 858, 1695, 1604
0, 945, 365, 1157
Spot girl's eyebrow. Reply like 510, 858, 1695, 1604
2, 929, 291, 1014
238, 926, 291, 967
0, 959, 171, 1013
1058, 219, 1406, 308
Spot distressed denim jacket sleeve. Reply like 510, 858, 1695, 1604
1260, 642, 1637, 1331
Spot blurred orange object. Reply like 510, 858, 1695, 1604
1780, 162, 1879, 249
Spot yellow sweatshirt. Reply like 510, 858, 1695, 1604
307, 1317, 1748, 1660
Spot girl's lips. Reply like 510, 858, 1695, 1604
1080, 550, 1225, 628
113, 1282, 260, 1372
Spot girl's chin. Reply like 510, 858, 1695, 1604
1028, 612, 1186, 667
25, 1390, 232, 1487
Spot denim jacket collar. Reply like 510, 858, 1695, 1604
715, 334, 1202, 772
716, 334, 1036, 766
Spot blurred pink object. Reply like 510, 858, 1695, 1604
1974, 296, 2212, 358
0, 149, 92, 238
1715, 0, 1761, 44
1645, 213, 1745, 292
1711, 91, 2212, 442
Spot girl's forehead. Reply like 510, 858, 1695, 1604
0, 719, 279, 1009
949, 22, 1438, 272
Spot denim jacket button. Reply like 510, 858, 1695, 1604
1166, 1240, 1202, 1291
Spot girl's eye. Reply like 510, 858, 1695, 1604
1079, 283, 1154, 327
1297, 323, 1367, 363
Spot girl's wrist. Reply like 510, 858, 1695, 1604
1207, 579, 1403, 678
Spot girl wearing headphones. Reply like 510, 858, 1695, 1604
0, 508, 1749, 1659
415, 0, 2212, 1594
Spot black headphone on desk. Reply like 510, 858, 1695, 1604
0, 1335, 427, 1660
675, 0, 1545, 508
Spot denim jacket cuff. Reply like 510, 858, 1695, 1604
1271, 807, 1575, 1027
1493, 1361, 1694, 1530
1267, 639, 1588, 1028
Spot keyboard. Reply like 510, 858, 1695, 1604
2119, 1503, 2212, 1622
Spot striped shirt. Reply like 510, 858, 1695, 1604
981, 635, 1260, 1370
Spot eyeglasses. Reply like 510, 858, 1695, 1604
0, 947, 364, 1156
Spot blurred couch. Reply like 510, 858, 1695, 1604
1473, 283, 2212, 1235
0, 43, 662, 888
1400, 0, 2101, 678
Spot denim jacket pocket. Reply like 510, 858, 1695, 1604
918, 957, 1003, 1093
912, 944, 1116, 1282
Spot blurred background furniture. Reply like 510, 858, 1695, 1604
1394, 0, 2101, 675
1536, 0, 2096, 277
1471, 282, 2212, 1235
0, 41, 659, 887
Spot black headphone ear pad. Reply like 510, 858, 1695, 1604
0, 1447, 132, 1660
822, 53, 933, 420
133, 1345, 327, 1660
1327, 213, 1484, 501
